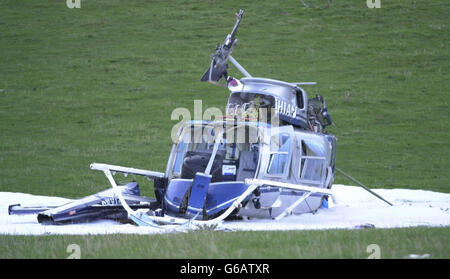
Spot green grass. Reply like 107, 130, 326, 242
0, 0, 449, 258
1, 227, 449, 259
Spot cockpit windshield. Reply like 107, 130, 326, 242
170, 123, 261, 182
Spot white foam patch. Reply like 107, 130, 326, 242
1, 185, 449, 235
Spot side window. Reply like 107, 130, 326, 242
296, 90, 304, 109
298, 140, 307, 178
298, 140, 326, 185
267, 133, 291, 175
300, 158, 324, 182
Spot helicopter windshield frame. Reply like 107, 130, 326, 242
167, 121, 264, 182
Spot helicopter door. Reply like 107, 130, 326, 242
257, 125, 294, 208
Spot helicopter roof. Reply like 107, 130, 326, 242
229, 77, 302, 99
227, 77, 309, 129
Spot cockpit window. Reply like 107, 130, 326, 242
171, 124, 261, 180
172, 140, 186, 174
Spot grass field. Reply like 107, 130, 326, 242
1, 227, 449, 259
0, 0, 449, 258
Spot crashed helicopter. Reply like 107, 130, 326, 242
9, 10, 347, 227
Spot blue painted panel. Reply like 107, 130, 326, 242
164, 179, 250, 217
187, 173, 211, 213
164, 179, 191, 213
204, 182, 249, 215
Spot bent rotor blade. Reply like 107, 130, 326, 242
200, 60, 228, 82
336, 168, 393, 206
